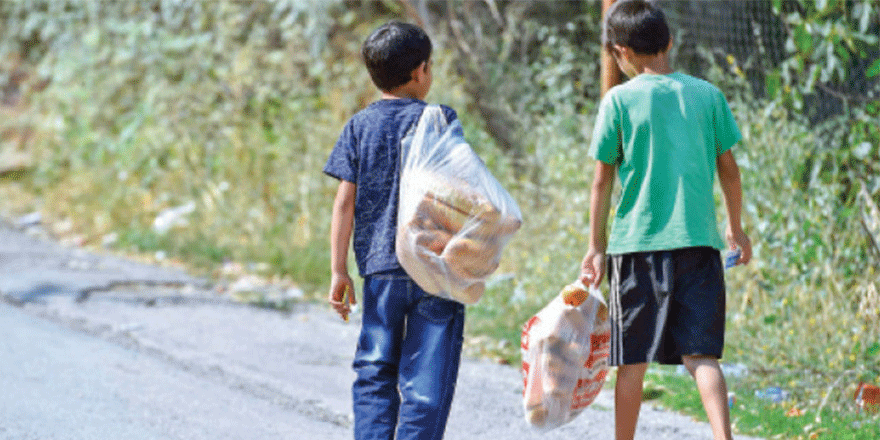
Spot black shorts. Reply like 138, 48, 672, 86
606, 246, 726, 366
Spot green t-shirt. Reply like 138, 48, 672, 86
588, 72, 742, 254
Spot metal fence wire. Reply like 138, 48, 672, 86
658, 0, 880, 125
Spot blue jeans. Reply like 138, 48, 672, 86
352, 268, 465, 440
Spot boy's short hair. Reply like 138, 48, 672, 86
362, 21, 432, 92
603, 0, 670, 55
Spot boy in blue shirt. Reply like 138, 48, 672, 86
323, 21, 464, 440
579, 1, 753, 439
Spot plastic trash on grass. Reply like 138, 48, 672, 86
754, 386, 789, 403
521, 281, 611, 431
396, 105, 522, 305
855, 382, 880, 414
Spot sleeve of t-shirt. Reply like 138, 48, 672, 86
323, 120, 358, 183
442, 105, 458, 124
588, 92, 621, 165
714, 90, 742, 156
440, 105, 464, 139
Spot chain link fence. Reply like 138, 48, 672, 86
660, 0, 879, 125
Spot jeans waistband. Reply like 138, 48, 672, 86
366, 267, 410, 281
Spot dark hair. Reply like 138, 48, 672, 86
603, 0, 670, 55
362, 21, 432, 91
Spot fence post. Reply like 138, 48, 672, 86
601, 0, 621, 96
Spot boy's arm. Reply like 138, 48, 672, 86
328, 180, 357, 320
580, 160, 616, 287
716, 150, 752, 266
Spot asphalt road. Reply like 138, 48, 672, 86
0, 302, 350, 440
0, 221, 764, 440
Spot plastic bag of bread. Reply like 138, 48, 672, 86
520, 281, 611, 431
396, 105, 522, 304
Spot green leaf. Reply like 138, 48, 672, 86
765, 72, 781, 98
868, 59, 880, 78
868, 342, 880, 359
772, 0, 782, 14
834, 44, 851, 69
794, 25, 813, 54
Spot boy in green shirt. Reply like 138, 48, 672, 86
579, 1, 752, 439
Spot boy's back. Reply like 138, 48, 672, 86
324, 98, 456, 276
589, 72, 741, 255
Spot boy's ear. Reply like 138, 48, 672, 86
411, 61, 429, 83
612, 44, 629, 59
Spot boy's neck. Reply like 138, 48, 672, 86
624, 51, 674, 77
637, 54, 673, 75
380, 84, 426, 101
380, 91, 421, 100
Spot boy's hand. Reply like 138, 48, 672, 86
328, 273, 357, 321
579, 250, 606, 288
725, 226, 752, 266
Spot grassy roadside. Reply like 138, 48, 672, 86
644, 366, 880, 440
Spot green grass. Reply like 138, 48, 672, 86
119, 228, 227, 268
643, 366, 880, 439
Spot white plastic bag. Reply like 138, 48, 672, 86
395, 105, 522, 304
521, 281, 611, 431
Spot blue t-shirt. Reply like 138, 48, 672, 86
323, 98, 458, 277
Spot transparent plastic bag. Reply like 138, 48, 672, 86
395, 105, 522, 304
520, 281, 611, 431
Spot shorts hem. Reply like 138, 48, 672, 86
610, 352, 723, 367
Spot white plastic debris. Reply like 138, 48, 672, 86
152, 202, 196, 235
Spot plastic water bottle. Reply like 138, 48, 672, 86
724, 249, 741, 269
755, 386, 788, 403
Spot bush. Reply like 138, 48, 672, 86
0, 0, 368, 289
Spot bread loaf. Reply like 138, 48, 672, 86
415, 229, 452, 255
417, 195, 470, 233
561, 283, 609, 324
414, 172, 517, 238
399, 170, 518, 304
443, 236, 501, 279
450, 281, 484, 305
411, 210, 441, 231
525, 407, 548, 426
468, 208, 522, 238
561, 283, 588, 307
521, 285, 611, 430
396, 224, 443, 294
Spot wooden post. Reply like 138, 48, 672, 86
601, 0, 621, 96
